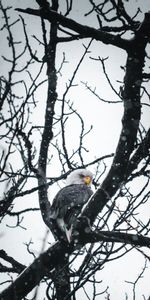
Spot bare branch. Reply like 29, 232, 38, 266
15, 7, 130, 50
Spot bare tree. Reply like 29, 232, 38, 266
0, 0, 150, 299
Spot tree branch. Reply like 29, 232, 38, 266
0, 250, 25, 274
127, 128, 150, 177
81, 13, 150, 224
1, 229, 150, 299
15, 7, 129, 50
0, 241, 72, 300
37, 6, 58, 229
84, 230, 150, 247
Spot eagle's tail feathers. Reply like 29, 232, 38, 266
65, 225, 73, 243
57, 218, 73, 243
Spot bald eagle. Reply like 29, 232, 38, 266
49, 169, 93, 243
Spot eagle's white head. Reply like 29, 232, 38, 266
66, 169, 93, 187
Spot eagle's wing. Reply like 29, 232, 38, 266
49, 184, 93, 242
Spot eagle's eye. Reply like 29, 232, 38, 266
80, 174, 84, 178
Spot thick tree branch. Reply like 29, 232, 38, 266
0, 241, 72, 300
83, 230, 150, 247
37, 6, 58, 229
35, 2, 71, 299
15, 7, 129, 50
81, 13, 150, 224
0, 250, 25, 274
1, 230, 150, 300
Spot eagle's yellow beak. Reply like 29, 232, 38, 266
84, 176, 92, 185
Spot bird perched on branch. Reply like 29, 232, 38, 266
49, 169, 93, 243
